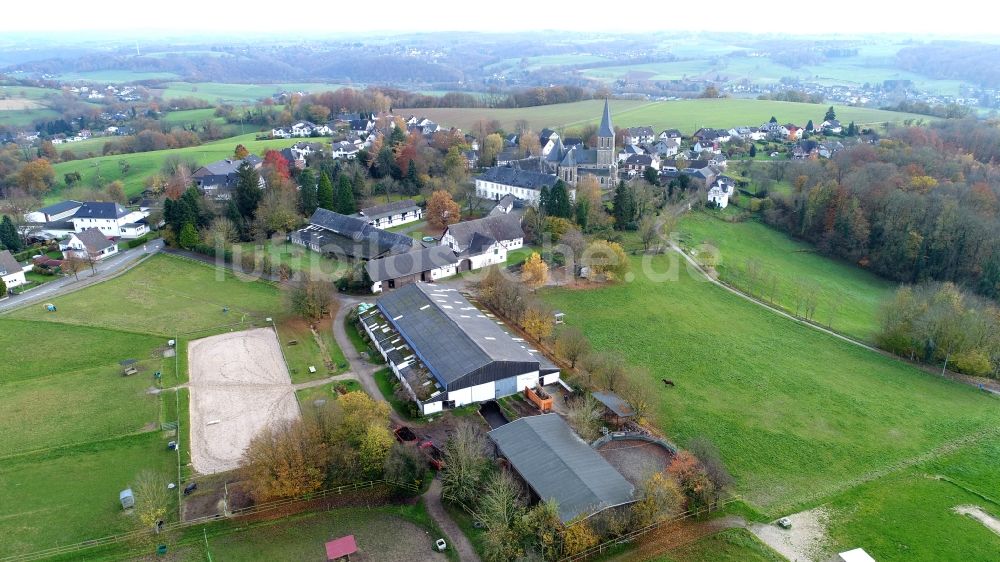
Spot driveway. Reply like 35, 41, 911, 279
0, 239, 164, 314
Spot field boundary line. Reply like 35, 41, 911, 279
0, 428, 158, 463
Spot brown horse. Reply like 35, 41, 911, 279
662, 379, 675, 387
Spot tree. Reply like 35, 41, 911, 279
555, 326, 590, 368
132, 469, 171, 533
545, 180, 573, 218
643, 166, 659, 186
0, 215, 23, 252
612, 181, 636, 231
631, 471, 684, 527
805, 119, 814, 132
426, 190, 460, 230
749, 143, 757, 158
358, 423, 394, 479
383, 443, 426, 495
562, 519, 599, 556
0, 276, 5, 297
17, 158, 55, 195
824, 106, 837, 121
316, 172, 335, 211
521, 252, 549, 290
234, 162, 263, 219
287, 274, 334, 319
441, 420, 488, 507
104, 180, 126, 204
234, 144, 249, 159
61, 254, 86, 281
687, 437, 733, 503
480, 133, 503, 166
582, 240, 630, 281
178, 222, 199, 249
263, 149, 290, 181
204, 217, 239, 248
241, 417, 328, 501
700, 85, 719, 98
298, 168, 318, 215
518, 130, 541, 157
335, 174, 356, 214
667, 451, 716, 509
565, 393, 602, 441
477, 470, 526, 562
521, 302, 555, 342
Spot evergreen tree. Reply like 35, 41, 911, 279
575, 197, 590, 230
613, 181, 636, 231
538, 186, 551, 216
336, 175, 356, 214
749, 144, 757, 158
179, 222, 200, 249
0, 215, 24, 252
180, 187, 209, 228
847, 121, 857, 136
643, 166, 659, 186
234, 162, 262, 219
769, 116, 778, 124
389, 125, 407, 146
824, 106, 837, 121
352, 170, 366, 198
806, 119, 814, 132
317, 172, 335, 210
405, 161, 421, 194
546, 180, 573, 218
298, 169, 318, 215
226, 200, 246, 241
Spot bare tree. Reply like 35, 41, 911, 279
62, 254, 86, 281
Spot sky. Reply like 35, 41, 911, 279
3, 0, 999, 37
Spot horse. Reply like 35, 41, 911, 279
662, 379, 675, 387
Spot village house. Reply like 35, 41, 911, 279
475, 167, 560, 205
442, 213, 524, 254
68, 202, 148, 239
707, 177, 736, 208
61, 228, 119, 261
331, 140, 360, 160
0, 250, 26, 293
659, 129, 683, 141
289, 208, 415, 260
359, 284, 561, 415
623, 154, 658, 176
191, 156, 266, 200
358, 199, 423, 229
624, 126, 656, 146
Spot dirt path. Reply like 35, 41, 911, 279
424, 477, 481, 562
954, 505, 1000, 537
291, 372, 359, 390
750, 507, 830, 562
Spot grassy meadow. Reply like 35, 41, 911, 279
540, 253, 1000, 519
404, 98, 926, 135
48, 132, 314, 201
155, 81, 353, 103
655, 528, 784, 562
677, 211, 896, 341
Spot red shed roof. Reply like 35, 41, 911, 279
325, 535, 358, 560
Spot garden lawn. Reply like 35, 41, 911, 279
9, 254, 282, 336
275, 317, 348, 384
49, 132, 313, 200
0, 432, 177, 558
295, 380, 362, 408
409, 99, 925, 136
203, 504, 454, 562
540, 254, 1000, 514
678, 211, 895, 341
235, 239, 349, 280
655, 528, 784, 562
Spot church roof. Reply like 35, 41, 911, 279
598, 99, 614, 138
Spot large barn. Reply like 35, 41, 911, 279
290, 208, 415, 260
359, 283, 559, 414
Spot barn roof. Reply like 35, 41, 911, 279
488, 414, 635, 523
444, 214, 523, 250
364, 246, 457, 282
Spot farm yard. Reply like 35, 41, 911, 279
540, 252, 1000, 560
404, 98, 926, 136
0, 253, 349, 558
677, 211, 896, 341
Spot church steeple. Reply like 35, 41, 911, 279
596, 98, 615, 167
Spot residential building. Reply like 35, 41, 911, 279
442, 213, 524, 254
331, 140, 360, 160
364, 246, 458, 293
61, 228, 119, 261
488, 414, 635, 523
191, 156, 265, 199
0, 250, 25, 292
358, 199, 423, 229
25, 200, 82, 223
475, 167, 560, 205
68, 202, 148, 239
359, 284, 560, 415
707, 177, 736, 208
624, 126, 655, 146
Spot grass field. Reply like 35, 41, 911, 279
275, 317, 348, 384
0, 106, 60, 127
155, 81, 353, 103
10, 254, 282, 335
48, 132, 313, 200
159, 107, 227, 127
53, 70, 182, 82
406, 98, 927, 136
540, 254, 1000, 517
236, 239, 350, 281
656, 528, 784, 562
677, 211, 896, 341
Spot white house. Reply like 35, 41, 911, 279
707, 178, 736, 209
359, 199, 422, 229
331, 141, 360, 160
624, 126, 656, 146
651, 138, 680, 157
359, 284, 560, 415
69, 202, 149, 239
474, 167, 562, 206
442, 213, 524, 254
0, 250, 26, 292
61, 228, 119, 261
25, 200, 83, 223
364, 246, 458, 293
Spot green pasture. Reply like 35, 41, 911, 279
657, 528, 784, 562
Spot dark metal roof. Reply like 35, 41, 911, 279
38, 200, 82, 216
302, 208, 415, 259
74, 228, 117, 253
591, 391, 636, 418
445, 214, 523, 251
72, 202, 129, 220
477, 167, 558, 191
364, 246, 458, 282
376, 284, 549, 390
360, 199, 420, 221
488, 414, 635, 523
598, 98, 615, 138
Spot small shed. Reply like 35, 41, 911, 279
591, 391, 636, 427
119, 488, 135, 509
325, 535, 358, 561
836, 548, 876, 562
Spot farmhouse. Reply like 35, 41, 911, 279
364, 245, 458, 293
475, 166, 560, 205
25, 200, 82, 223
69, 202, 149, 239
61, 228, 119, 261
488, 414, 636, 523
0, 250, 25, 292
359, 284, 560, 415
358, 199, 423, 229
289, 208, 415, 260
192, 156, 265, 199
442, 213, 523, 271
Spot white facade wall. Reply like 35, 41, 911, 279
2, 270, 26, 289
469, 380, 497, 403
542, 372, 561, 386
516, 371, 540, 393
368, 209, 423, 229
449, 386, 473, 407
422, 401, 443, 415
430, 263, 458, 280
469, 244, 507, 269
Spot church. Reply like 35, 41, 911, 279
553, 99, 618, 187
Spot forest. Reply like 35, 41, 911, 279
897, 42, 1000, 88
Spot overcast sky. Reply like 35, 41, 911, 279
2, 0, 997, 37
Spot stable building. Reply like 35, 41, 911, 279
364, 246, 458, 293
290, 208, 415, 260
488, 414, 636, 524
358, 199, 423, 229
359, 283, 560, 415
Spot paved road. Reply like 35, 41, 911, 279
0, 239, 165, 313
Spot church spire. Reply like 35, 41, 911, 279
598, 98, 614, 138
